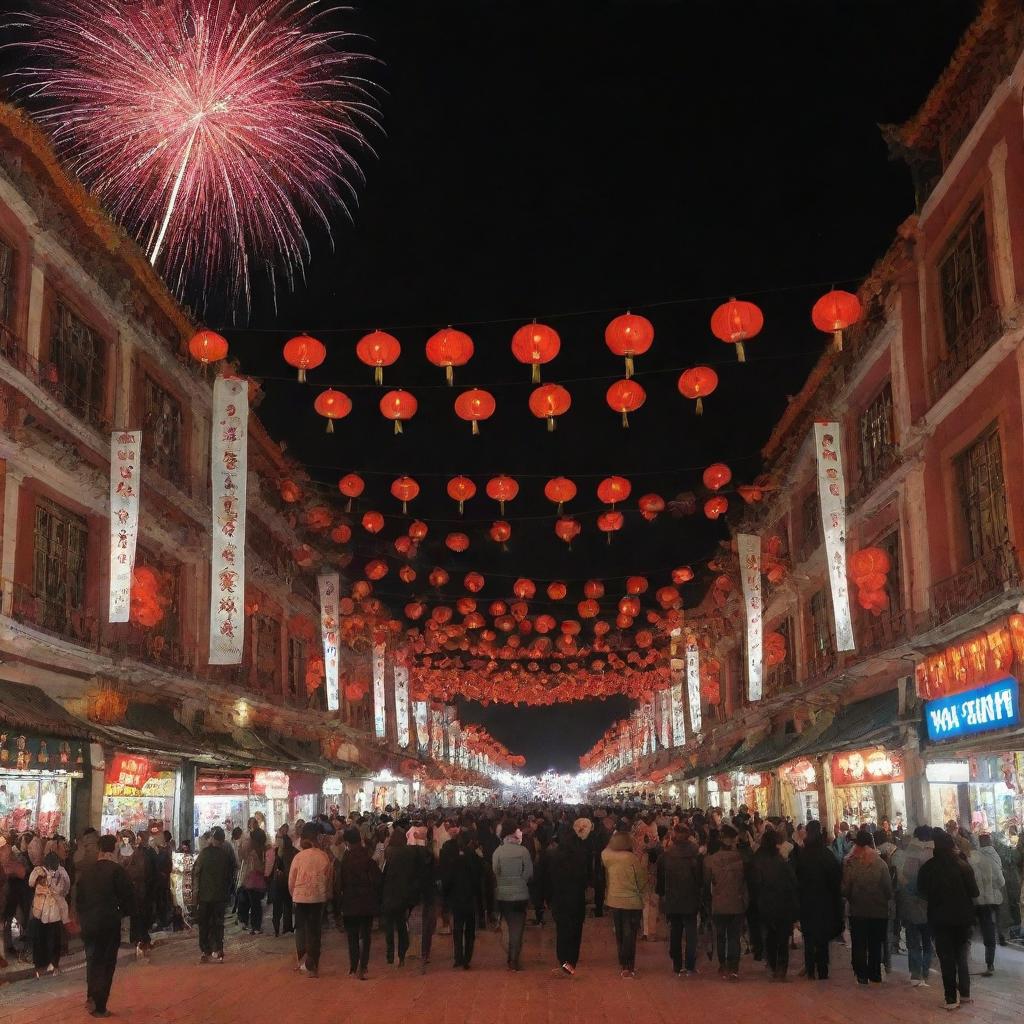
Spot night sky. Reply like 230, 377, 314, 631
6, 1, 981, 771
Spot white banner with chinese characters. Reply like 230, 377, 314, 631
448, 719, 461, 765
814, 421, 855, 651
431, 708, 444, 760
737, 533, 763, 702
394, 665, 411, 748
317, 573, 340, 711
372, 643, 387, 739
208, 378, 248, 664
670, 658, 687, 746
686, 642, 702, 734
414, 700, 429, 752
108, 430, 141, 622
657, 688, 672, 749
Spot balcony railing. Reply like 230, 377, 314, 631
857, 604, 908, 656
848, 443, 902, 508
930, 542, 1022, 628
8, 580, 98, 648
805, 646, 838, 685
111, 625, 192, 672
0, 325, 109, 432
763, 661, 795, 699
929, 305, 1004, 401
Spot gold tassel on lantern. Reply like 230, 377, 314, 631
375, 366, 383, 385
547, 416, 555, 432
531, 362, 541, 384
625, 355, 634, 378
298, 367, 307, 382
446, 365, 454, 386
833, 329, 843, 352
472, 420, 479, 436
696, 397, 704, 416
394, 420, 403, 435
735, 342, 746, 362
621, 411, 630, 428
325, 419, 334, 433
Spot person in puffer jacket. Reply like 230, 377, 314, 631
969, 833, 1005, 976
704, 824, 747, 979
841, 830, 892, 985
892, 825, 933, 985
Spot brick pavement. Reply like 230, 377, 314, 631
2, 915, 1022, 1024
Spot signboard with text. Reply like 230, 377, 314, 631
925, 677, 1020, 743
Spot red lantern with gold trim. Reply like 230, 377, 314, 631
606, 379, 646, 428
605, 311, 654, 378
390, 475, 419, 513
710, 298, 763, 362
677, 366, 718, 415
380, 389, 417, 434
188, 329, 228, 365
547, 581, 567, 601
597, 476, 631, 507
445, 532, 469, 553
812, 289, 861, 352
597, 510, 624, 543
283, 333, 326, 381
356, 329, 400, 384
464, 571, 485, 593
486, 475, 519, 514
454, 388, 495, 435
338, 473, 364, 511
555, 517, 581, 548
313, 388, 351, 433
446, 475, 476, 514
544, 476, 576, 514
361, 510, 385, 534
704, 496, 729, 520
528, 383, 571, 431
511, 321, 561, 382
638, 493, 665, 521
702, 462, 732, 492
409, 520, 428, 542
489, 520, 512, 548
425, 327, 474, 385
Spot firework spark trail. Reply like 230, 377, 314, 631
12, 0, 380, 314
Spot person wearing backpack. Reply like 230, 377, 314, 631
28, 851, 70, 977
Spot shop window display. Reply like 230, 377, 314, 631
0, 776, 71, 836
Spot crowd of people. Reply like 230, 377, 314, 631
2, 803, 1022, 1016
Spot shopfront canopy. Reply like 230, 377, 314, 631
0, 680, 101, 739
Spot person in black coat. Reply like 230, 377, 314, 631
441, 832, 482, 969
656, 825, 703, 974
918, 828, 980, 1009
76, 834, 134, 1018
381, 831, 421, 966
793, 820, 843, 980
544, 820, 592, 976
752, 830, 800, 981
336, 830, 382, 980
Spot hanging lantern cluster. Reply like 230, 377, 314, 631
849, 547, 891, 615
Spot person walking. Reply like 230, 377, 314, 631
288, 822, 332, 978
752, 829, 799, 981
192, 826, 234, 964
893, 825, 934, 986
493, 820, 533, 972
28, 851, 70, 977
336, 827, 381, 980
124, 832, 155, 962
407, 824, 437, 970
657, 824, 703, 976
794, 820, 842, 980
544, 817, 591, 977
601, 824, 646, 978
968, 832, 1004, 977
381, 829, 420, 967
76, 834, 134, 1018
919, 828, 979, 1010
704, 824, 747, 980
270, 833, 296, 937
842, 829, 892, 985
441, 831, 482, 969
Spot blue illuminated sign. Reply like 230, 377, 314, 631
925, 677, 1020, 743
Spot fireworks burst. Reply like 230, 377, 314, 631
13, 0, 380, 313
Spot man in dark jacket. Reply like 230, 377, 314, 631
76, 834, 134, 1018
657, 825, 703, 974
794, 820, 842, 979
192, 826, 234, 964
704, 824, 747, 978
751, 830, 800, 981
544, 818, 592, 976
441, 831, 483, 969
381, 831, 421, 966
919, 828, 980, 1010
736, 826, 761, 961
337, 829, 382, 979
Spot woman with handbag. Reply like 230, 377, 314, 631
240, 829, 273, 935
28, 851, 70, 977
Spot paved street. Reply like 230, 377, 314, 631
3, 916, 1022, 1024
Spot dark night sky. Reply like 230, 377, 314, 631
7, 1, 981, 771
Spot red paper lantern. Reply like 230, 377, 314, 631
405, 602, 425, 621
379, 389, 418, 434
704, 496, 729, 520
547, 581, 567, 601
279, 479, 302, 503
390, 475, 420, 513
365, 559, 388, 581
672, 566, 694, 584
399, 566, 416, 584
454, 388, 496, 434
626, 576, 649, 595
188, 329, 228, 365
618, 596, 640, 617
338, 473, 364, 512
313, 388, 351, 433
812, 289, 862, 351
544, 476, 577, 514
578, 599, 600, 619
425, 327, 474, 385
331, 524, 352, 544
710, 298, 763, 362
464, 571, 485, 593
554, 517, 581, 547
597, 510, 624, 543
528, 383, 571, 431
597, 476, 631, 506
638, 493, 665, 521
490, 520, 512, 547
445, 532, 470, 553
511, 321, 561, 382
677, 366, 718, 415
656, 585, 680, 609
356, 329, 401, 384
513, 578, 536, 601
361, 510, 385, 533
283, 333, 326, 381
535, 614, 556, 634
616, 612, 634, 630
429, 567, 450, 588
606, 378, 646, 428
446, 475, 476, 514
409, 520, 428, 541
583, 580, 605, 599
486, 475, 519, 514
703, 462, 732, 492
605, 311, 654, 377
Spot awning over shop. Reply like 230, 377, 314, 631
0, 680, 101, 739
699, 739, 747, 777
90, 701, 210, 759
782, 691, 900, 761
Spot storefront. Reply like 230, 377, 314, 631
194, 772, 251, 839
100, 753, 178, 837
828, 746, 907, 830
287, 772, 324, 825
0, 733, 86, 837
321, 776, 344, 817
778, 757, 820, 824
250, 769, 290, 836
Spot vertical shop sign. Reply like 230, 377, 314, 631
814, 421, 855, 651
317, 573, 340, 711
737, 533, 763, 701
394, 664, 411, 748
108, 430, 141, 622
372, 642, 386, 739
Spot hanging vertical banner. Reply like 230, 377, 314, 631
108, 430, 141, 623
737, 533, 763, 702
317, 573, 340, 711
814, 421, 855, 651
431, 708, 444, 760
372, 643, 386, 739
657, 688, 672, 749
414, 700, 429, 752
209, 378, 248, 664
686, 642, 702, 734
394, 665, 411, 748
670, 658, 687, 746
448, 719, 461, 764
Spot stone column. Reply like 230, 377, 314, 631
177, 759, 196, 846
901, 728, 930, 831
0, 464, 23, 615
25, 256, 46, 364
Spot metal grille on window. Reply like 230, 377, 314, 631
938, 207, 997, 368
877, 530, 903, 614
801, 493, 819, 557
50, 302, 104, 427
32, 499, 87, 635
858, 382, 895, 488
957, 426, 1008, 561
809, 590, 831, 655
0, 239, 14, 350
255, 615, 281, 688
142, 374, 185, 490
